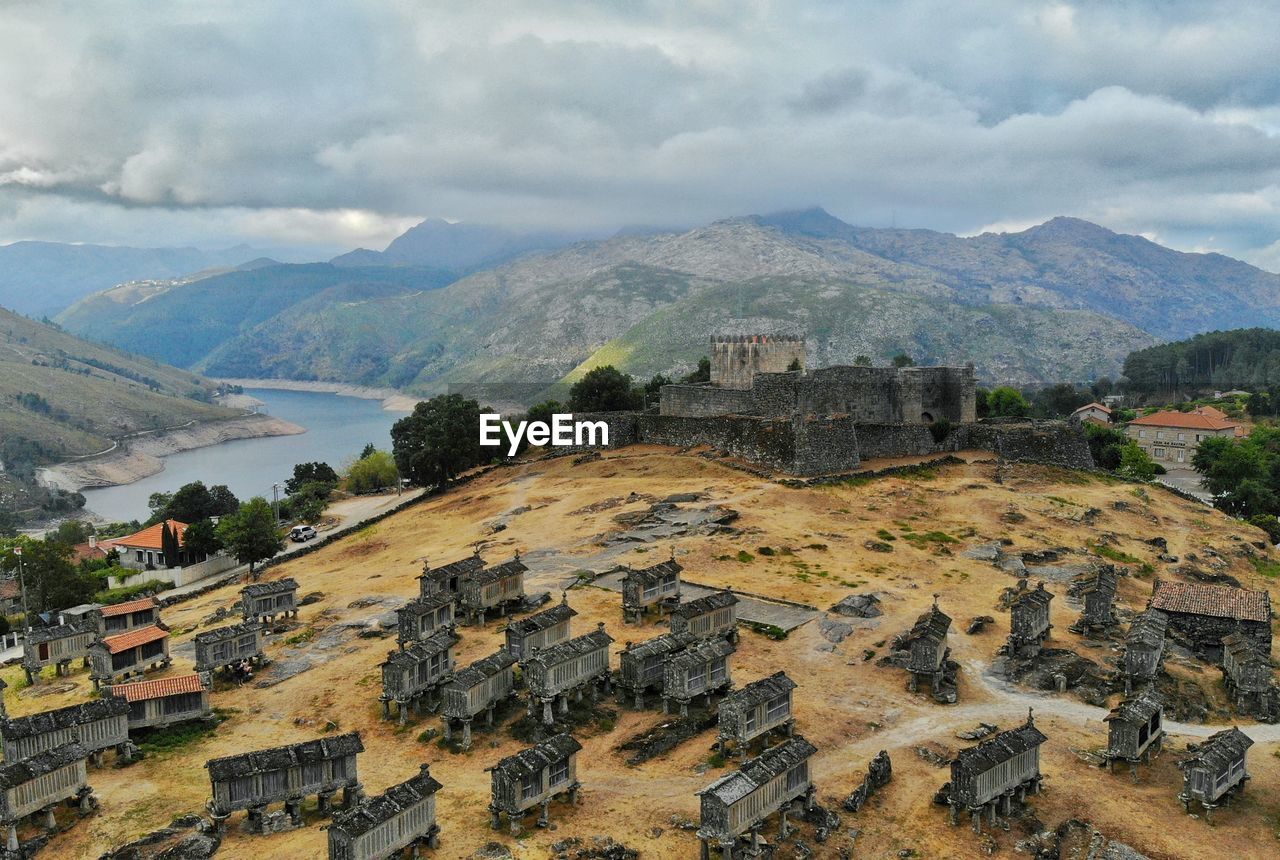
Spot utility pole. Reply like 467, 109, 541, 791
14, 545, 30, 631
271, 483, 281, 524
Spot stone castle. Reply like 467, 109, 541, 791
583, 334, 1090, 476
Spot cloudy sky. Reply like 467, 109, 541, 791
2, 0, 1280, 267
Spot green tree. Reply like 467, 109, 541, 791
680, 357, 711, 384
1031, 383, 1091, 418
0, 537, 96, 614
891, 353, 916, 368
1117, 442, 1157, 481
49, 520, 94, 547
987, 386, 1030, 418
786, 358, 802, 371
208, 484, 240, 516
285, 482, 332, 524
360, 443, 377, 460
182, 518, 222, 560
974, 387, 991, 418
346, 450, 400, 494
526, 400, 562, 427
391, 393, 487, 487
853, 355, 872, 367
216, 497, 284, 577
285, 462, 340, 495
569, 366, 640, 412
1083, 422, 1129, 471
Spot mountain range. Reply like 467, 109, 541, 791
54, 209, 1280, 395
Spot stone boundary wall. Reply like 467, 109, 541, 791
637, 414, 798, 472
658, 385, 754, 418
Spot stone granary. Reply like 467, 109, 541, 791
418, 554, 486, 598
488, 733, 582, 833
1177, 727, 1253, 821
441, 649, 518, 749
1069, 566, 1118, 634
670, 590, 740, 643
206, 732, 365, 832
327, 763, 442, 860
21, 618, 96, 683
106, 674, 211, 731
0, 742, 94, 852
946, 710, 1047, 833
906, 599, 953, 701
1220, 631, 1276, 720
695, 735, 818, 860
717, 671, 797, 757
503, 593, 576, 658
1148, 580, 1271, 662
617, 632, 691, 709
460, 557, 528, 626
241, 577, 300, 624
619, 558, 682, 623
1103, 689, 1164, 781
521, 624, 614, 725
379, 629, 459, 725
1006, 580, 1054, 659
193, 621, 266, 676
396, 592, 456, 649
0, 697, 130, 765
1122, 609, 1168, 693
88, 623, 171, 688
96, 596, 160, 636
663, 637, 735, 716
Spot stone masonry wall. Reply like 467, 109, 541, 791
659, 385, 754, 418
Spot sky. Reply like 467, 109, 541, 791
2, 1, 1280, 268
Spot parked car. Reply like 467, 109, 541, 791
289, 525, 317, 543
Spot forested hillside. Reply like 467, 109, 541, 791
1122, 329, 1280, 392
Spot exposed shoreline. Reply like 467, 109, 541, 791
38, 413, 305, 493
216, 377, 422, 412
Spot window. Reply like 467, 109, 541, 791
710, 658, 726, 684
1177, 433, 1186, 442
128, 701, 146, 722
642, 582, 659, 600
1155, 431, 1165, 441
105, 615, 127, 632
1137, 430, 1147, 439
550, 758, 569, 787
766, 694, 790, 722
1153, 448, 1166, 459
521, 772, 542, 800
745, 710, 758, 734
136, 550, 144, 562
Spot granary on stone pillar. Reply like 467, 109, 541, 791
396, 592, 456, 649
521, 624, 613, 725
946, 710, 1047, 834
21, 618, 96, 683
487, 733, 582, 833
193, 621, 266, 676
418, 553, 485, 598
106, 674, 211, 732
1121, 609, 1168, 693
240, 578, 300, 624
670, 590, 739, 643
88, 622, 171, 688
459, 556, 527, 626
617, 632, 691, 709
1069, 566, 1118, 633
662, 637, 735, 717
1220, 631, 1276, 719
1103, 689, 1163, 779
1177, 727, 1253, 821
503, 593, 576, 658
695, 735, 818, 860
0, 742, 94, 853
0, 697, 130, 765
1006, 580, 1053, 658
716, 671, 797, 756
1148, 580, 1271, 662
327, 763, 442, 859
205, 732, 365, 832
379, 629, 459, 725
441, 649, 518, 749
906, 597, 951, 696
619, 558, 683, 623
95, 597, 161, 637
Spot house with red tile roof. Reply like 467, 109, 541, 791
87, 623, 171, 688
1148, 580, 1271, 661
111, 520, 190, 571
106, 674, 210, 730
1124, 407, 1244, 470
1070, 402, 1112, 425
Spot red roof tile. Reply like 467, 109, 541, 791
100, 597, 157, 617
1128, 410, 1240, 431
112, 520, 188, 551
107, 673, 206, 702
102, 624, 169, 654
1150, 581, 1271, 623
0, 579, 19, 600
1073, 402, 1112, 415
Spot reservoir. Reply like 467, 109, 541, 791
80, 389, 409, 523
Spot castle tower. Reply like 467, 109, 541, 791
710, 334, 805, 390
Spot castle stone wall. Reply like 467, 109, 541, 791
659, 385, 755, 418
710, 335, 805, 390
637, 414, 798, 471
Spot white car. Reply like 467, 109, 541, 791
289, 525, 318, 543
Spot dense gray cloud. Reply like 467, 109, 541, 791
1, 0, 1278, 266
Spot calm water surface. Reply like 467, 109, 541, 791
80, 389, 407, 522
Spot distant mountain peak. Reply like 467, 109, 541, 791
754, 206, 854, 238
1018, 216, 1118, 241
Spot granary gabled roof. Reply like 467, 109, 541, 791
1009, 581, 1054, 612
623, 632, 691, 660
620, 559, 683, 585
383, 629, 460, 670
1125, 609, 1168, 648
721, 671, 796, 709
107, 674, 207, 703
1149, 580, 1270, 623
1178, 727, 1253, 773
523, 626, 613, 668
697, 735, 816, 805
952, 715, 1047, 777
26, 618, 96, 644
505, 598, 576, 636
193, 620, 263, 646
1222, 631, 1269, 667
1073, 566, 1119, 597
418, 554, 486, 581
491, 733, 582, 780
473, 557, 528, 585
99, 596, 157, 617
909, 603, 950, 644
100, 624, 169, 655
673, 590, 738, 618
206, 731, 364, 781
449, 649, 518, 689
666, 636, 735, 670
1105, 690, 1162, 725
328, 764, 442, 838
0, 742, 87, 789
402, 591, 455, 614
0, 696, 129, 740
241, 577, 299, 599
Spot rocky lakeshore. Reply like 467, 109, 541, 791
215, 378, 421, 412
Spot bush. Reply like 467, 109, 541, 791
94, 579, 171, 604
1248, 514, 1280, 545
346, 450, 399, 494
928, 417, 953, 444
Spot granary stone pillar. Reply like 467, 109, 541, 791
246, 805, 264, 832
662, 697, 670, 715
44, 806, 56, 830
971, 809, 981, 834
1131, 761, 1139, 784
343, 783, 363, 808
542, 699, 554, 725
427, 826, 440, 849
317, 792, 332, 814
680, 700, 689, 718
779, 807, 790, 837
381, 699, 390, 718
442, 720, 452, 741
538, 798, 550, 828
575, 687, 583, 703
7, 824, 18, 852
92, 750, 104, 768
568, 782, 580, 804
558, 694, 569, 716
490, 805, 502, 830
486, 705, 495, 727
399, 701, 408, 727
721, 839, 734, 860
462, 720, 473, 749
949, 803, 958, 826
1001, 793, 1012, 815
285, 799, 301, 826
